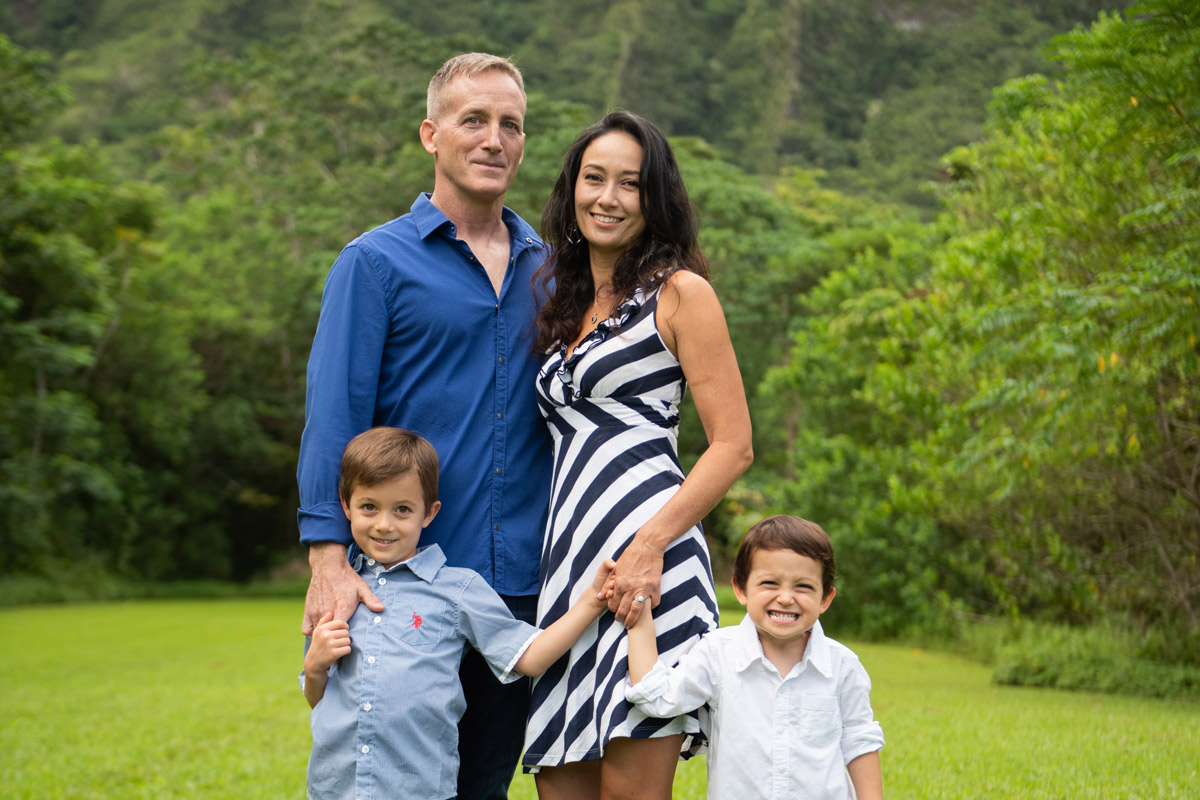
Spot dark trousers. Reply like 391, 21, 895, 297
456, 593, 539, 799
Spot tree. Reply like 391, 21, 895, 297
766, 0, 1200, 653
1, 35, 186, 578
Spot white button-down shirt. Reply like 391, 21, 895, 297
626, 617, 884, 800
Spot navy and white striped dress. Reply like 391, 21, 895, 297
522, 285, 720, 770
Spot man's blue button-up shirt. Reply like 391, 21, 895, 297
303, 544, 540, 799
297, 194, 552, 595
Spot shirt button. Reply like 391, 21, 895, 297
361, 745, 370, 754
495, 467, 502, 474
363, 703, 372, 711
378, 577, 387, 586
499, 356, 505, 363
367, 558, 376, 565
525, 237, 533, 243
367, 656, 376, 665
497, 412, 503, 418
373, 616, 382, 624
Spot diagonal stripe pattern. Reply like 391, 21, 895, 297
522, 287, 719, 770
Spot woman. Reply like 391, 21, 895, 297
522, 110, 753, 799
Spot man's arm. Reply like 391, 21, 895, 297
298, 244, 390, 633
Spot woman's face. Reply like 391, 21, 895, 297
573, 131, 646, 264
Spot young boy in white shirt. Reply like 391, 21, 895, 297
625, 515, 884, 800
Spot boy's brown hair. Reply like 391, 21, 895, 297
339, 428, 439, 510
732, 515, 836, 598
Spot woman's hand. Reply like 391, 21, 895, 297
610, 535, 666, 627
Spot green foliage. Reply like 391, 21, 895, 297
3, 0, 1199, 692
2, 0, 1116, 207
0, 36, 68, 143
917, 0, 1200, 644
764, 0, 1200, 663
0, 44, 181, 578
990, 620, 1200, 699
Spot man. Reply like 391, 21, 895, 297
296, 53, 552, 799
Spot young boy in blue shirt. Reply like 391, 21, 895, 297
302, 427, 613, 800
625, 515, 884, 800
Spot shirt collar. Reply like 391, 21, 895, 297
348, 542, 446, 583
410, 193, 544, 251
732, 615, 834, 678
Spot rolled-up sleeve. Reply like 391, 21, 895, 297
838, 656, 885, 763
625, 639, 719, 717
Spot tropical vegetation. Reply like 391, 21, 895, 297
1, 0, 1197, 693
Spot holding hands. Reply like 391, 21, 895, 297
609, 536, 664, 628
592, 557, 619, 608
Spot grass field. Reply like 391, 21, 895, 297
1, 599, 1197, 798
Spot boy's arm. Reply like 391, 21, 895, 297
624, 617, 718, 718
626, 597, 658, 684
516, 559, 615, 676
303, 612, 351, 708
847, 751, 883, 800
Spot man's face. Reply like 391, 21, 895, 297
421, 70, 526, 204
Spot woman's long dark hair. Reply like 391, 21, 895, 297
533, 110, 708, 352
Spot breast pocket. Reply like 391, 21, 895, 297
799, 694, 842, 746
385, 599, 448, 647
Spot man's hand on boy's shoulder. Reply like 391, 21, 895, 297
303, 542, 384, 634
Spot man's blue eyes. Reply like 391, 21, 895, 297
464, 117, 521, 131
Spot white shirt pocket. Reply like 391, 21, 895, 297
799, 694, 841, 746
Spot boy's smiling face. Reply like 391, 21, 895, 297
341, 472, 440, 568
733, 548, 835, 657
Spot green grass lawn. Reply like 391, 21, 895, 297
1, 599, 1197, 798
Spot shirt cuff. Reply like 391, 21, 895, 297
297, 502, 354, 547
841, 721, 885, 765
498, 629, 542, 683
624, 660, 672, 704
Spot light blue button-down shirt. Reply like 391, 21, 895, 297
303, 544, 539, 800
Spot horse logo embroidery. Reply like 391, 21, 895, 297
412, 611, 423, 629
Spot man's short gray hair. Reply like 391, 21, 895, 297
427, 53, 526, 121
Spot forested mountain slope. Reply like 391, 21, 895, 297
2, 0, 1119, 206
2, 0, 1196, 695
